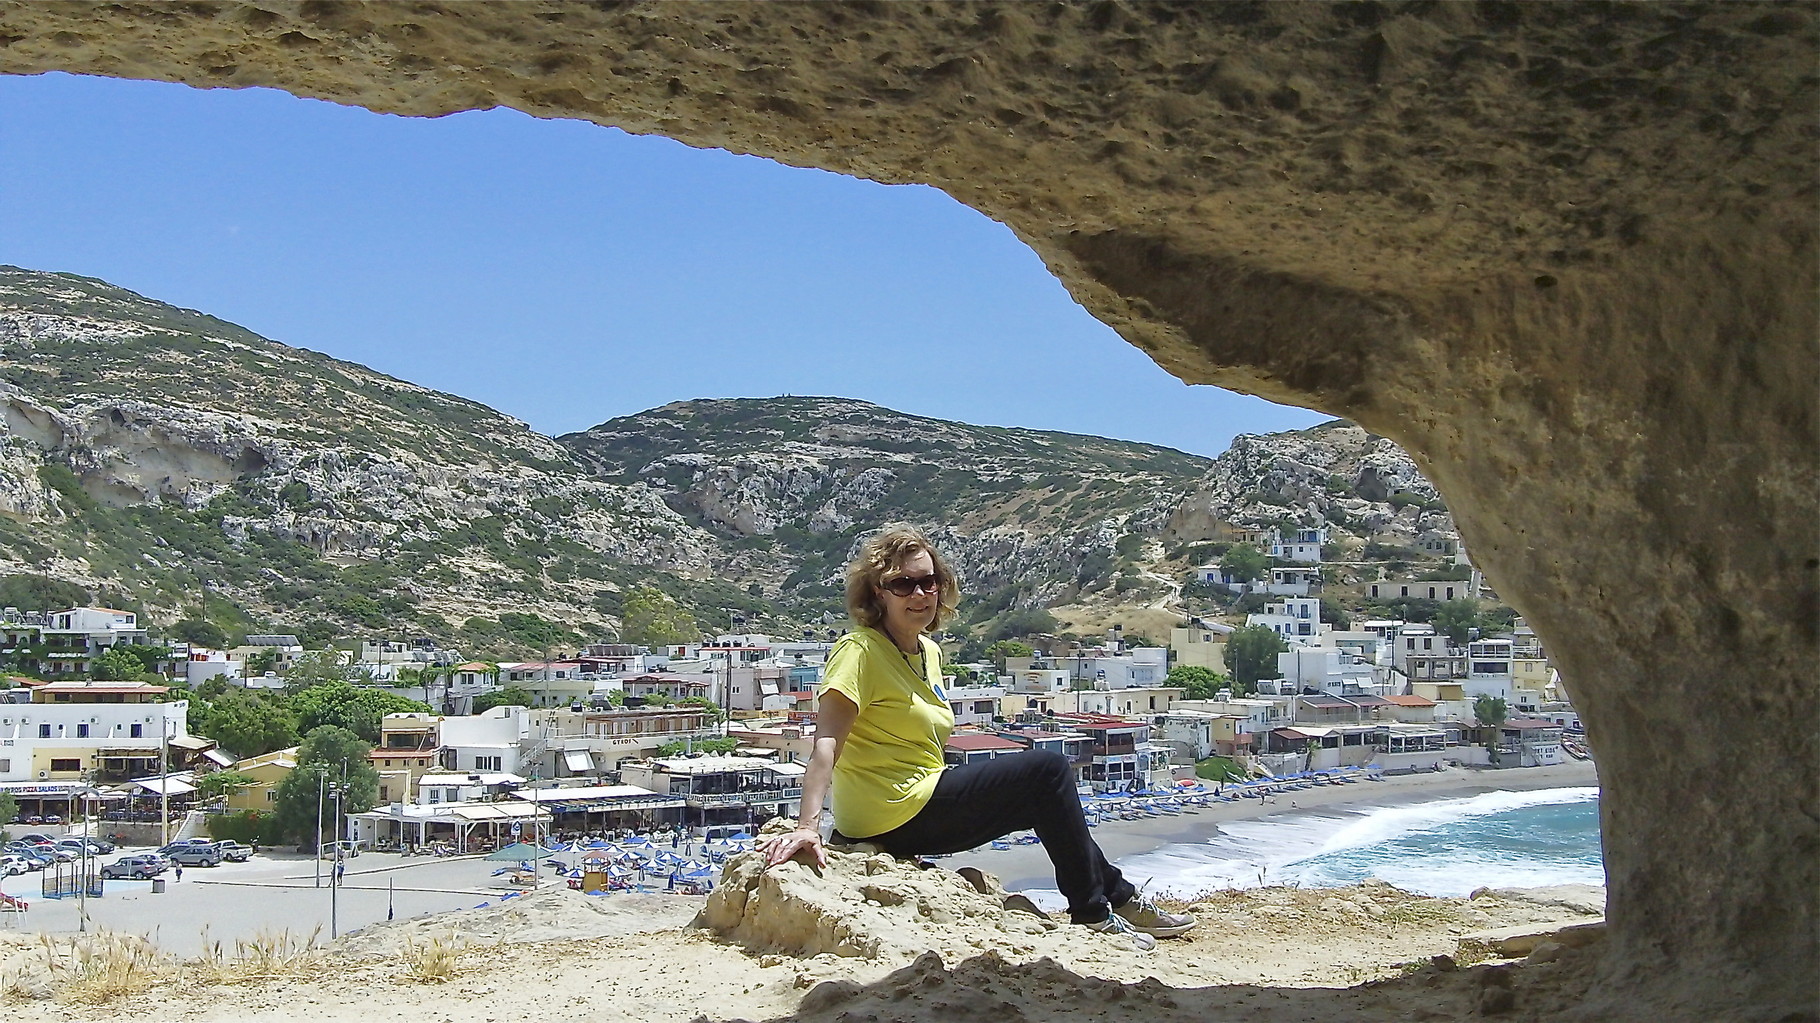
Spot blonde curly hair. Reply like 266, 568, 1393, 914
844, 523, 961, 633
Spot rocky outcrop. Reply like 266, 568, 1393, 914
0, 4, 1813, 1016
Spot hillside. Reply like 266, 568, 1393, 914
0, 267, 1462, 654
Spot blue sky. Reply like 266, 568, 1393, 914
0, 72, 1325, 456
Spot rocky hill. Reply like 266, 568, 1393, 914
0, 267, 1459, 653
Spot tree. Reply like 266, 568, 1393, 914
269, 725, 381, 849
288, 681, 430, 743
1225, 625, 1287, 693
0, 792, 16, 837
620, 585, 700, 646
654, 736, 739, 757
170, 618, 228, 649
192, 687, 299, 758
1165, 664, 1230, 700
1319, 598, 1352, 630
1475, 694, 1510, 766
195, 769, 257, 800
282, 649, 364, 693
91, 646, 147, 681
985, 639, 1033, 670
677, 696, 726, 723
1435, 598, 1483, 646
1219, 543, 1269, 584
245, 649, 279, 676
472, 685, 535, 714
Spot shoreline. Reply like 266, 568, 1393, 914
947, 761, 1601, 892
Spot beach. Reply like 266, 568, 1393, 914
0, 759, 1611, 1021
955, 761, 1602, 894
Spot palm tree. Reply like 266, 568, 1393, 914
1474, 695, 1510, 766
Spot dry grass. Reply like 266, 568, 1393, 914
398, 932, 469, 984
187, 925, 324, 985
34, 932, 164, 1004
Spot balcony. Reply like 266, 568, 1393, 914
681, 787, 801, 808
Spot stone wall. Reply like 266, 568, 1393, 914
0, 2, 1813, 1017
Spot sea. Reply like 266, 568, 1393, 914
1019, 786, 1604, 908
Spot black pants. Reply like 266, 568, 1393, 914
853, 750, 1135, 924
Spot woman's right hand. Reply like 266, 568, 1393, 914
761, 827, 826, 869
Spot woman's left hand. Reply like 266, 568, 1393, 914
760, 827, 826, 869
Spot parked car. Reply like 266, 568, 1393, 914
57, 837, 115, 856
41, 814, 62, 825
3, 845, 52, 870
100, 855, 165, 879
12, 833, 56, 847
213, 840, 253, 862
159, 842, 223, 867
0, 855, 29, 876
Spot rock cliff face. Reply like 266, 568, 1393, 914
0, 268, 1449, 635
0, 268, 720, 628
0, 3, 1812, 1016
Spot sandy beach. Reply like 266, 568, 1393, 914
962, 761, 1602, 894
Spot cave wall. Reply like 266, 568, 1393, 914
0, 2, 1813, 1017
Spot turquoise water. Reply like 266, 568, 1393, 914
1129, 786, 1605, 897
1023, 786, 1605, 907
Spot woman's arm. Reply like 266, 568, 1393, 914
761, 688, 858, 868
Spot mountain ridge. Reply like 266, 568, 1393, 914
0, 266, 1459, 655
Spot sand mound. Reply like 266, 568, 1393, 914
335, 886, 704, 956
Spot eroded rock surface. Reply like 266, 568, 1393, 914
0, 3, 1813, 1017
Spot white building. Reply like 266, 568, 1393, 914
1270, 526, 1328, 564
1046, 647, 1169, 690
0, 680, 189, 812
1248, 597, 1324, 645
1464, 639, 1516, 702
1074, 685, 1182, 718
1365, 579, 1474, 602
40, 607, 151, 677
1277, 645, 1381, 694
943, 684, 1005, 726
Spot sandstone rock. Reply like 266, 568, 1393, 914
1, 3, 1812, 1016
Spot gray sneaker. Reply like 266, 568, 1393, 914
1085, 910, 1157, 951
1113, 892, 1197, 937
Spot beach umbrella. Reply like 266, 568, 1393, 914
607, 865, 632, 879
728, 831, 754, 841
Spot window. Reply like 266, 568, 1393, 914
1423, 638, 1433, 650
131, 723, 142, 738
379, 786, 390, 801
50, 758, 81, 772
38, 724, 50, 738
475, 756, 502, 771
76, 723, 89, 738
265, 790, 276, 804
0, 758, 8, 772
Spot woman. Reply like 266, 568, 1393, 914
760, 524, 1193, 948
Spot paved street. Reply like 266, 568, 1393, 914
1, 843, 528, 956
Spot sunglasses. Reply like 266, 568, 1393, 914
880, 573, 942, 597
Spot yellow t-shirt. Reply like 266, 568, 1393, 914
819, 627, 954, 839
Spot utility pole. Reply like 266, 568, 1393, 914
314, 768, 324, 889
159, 719, 171, 847
330, 771, 343, 938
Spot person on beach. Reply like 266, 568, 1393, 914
759, 524, 1194, 950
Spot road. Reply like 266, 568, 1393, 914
0, 843, 526, 956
